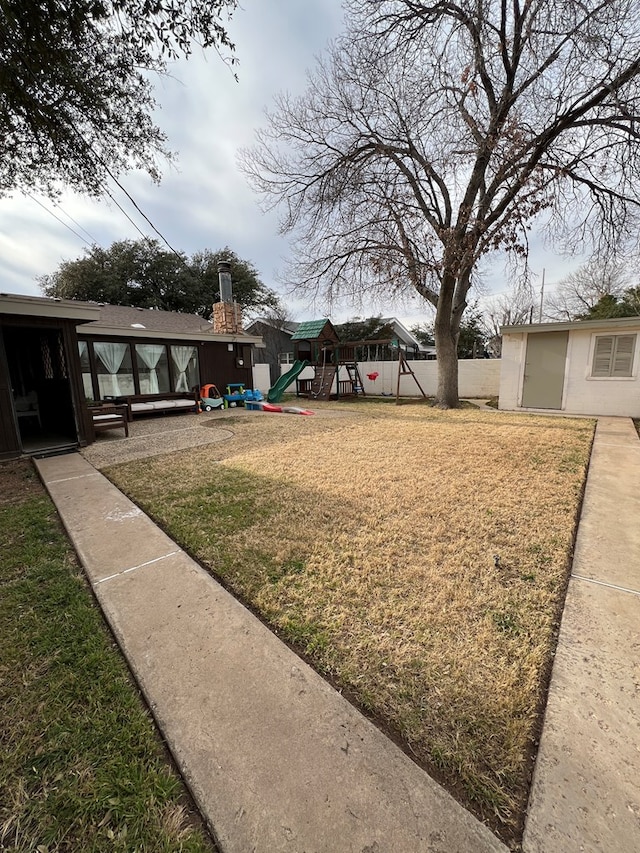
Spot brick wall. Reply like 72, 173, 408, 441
212, 302, 243, 335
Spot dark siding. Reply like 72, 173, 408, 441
61, 320, 92, 446
0, 329, 20, 458
198, 342, 253, 391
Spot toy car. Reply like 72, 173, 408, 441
223, 383, 248, 407
199, 383, 225, 412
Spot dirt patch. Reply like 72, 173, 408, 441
0, 459, 41, 505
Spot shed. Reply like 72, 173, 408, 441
499, 316, 640, 417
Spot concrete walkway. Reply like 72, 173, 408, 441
522, 417, 640, 852
34, 416, 640, 853
34, 453, 505, 853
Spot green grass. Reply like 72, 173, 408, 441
0, 461, 217, 853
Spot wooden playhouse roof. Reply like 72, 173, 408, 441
291, 319, 336, 340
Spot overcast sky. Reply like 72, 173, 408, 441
0, 0, 585, 324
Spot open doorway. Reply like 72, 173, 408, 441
4, 325, 78, 454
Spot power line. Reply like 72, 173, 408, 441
101, 167, 185, 260
50, 199, 100, 245
25, 192, 92, 247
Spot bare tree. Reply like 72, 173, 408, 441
544, 258, 633, 320
242, 1, 640, 407
483, 285, 535, 357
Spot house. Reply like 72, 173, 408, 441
0, 293, 264, 459
244, 317, 300, 383
499, 316, 640, 416
334, 317, 431, 359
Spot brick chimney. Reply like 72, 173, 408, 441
212, 260, 243, 334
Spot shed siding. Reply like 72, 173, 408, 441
500, 324, 640, 417
562, 328, 640, 416
498, 333, 524, 410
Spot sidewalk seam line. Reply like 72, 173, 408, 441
570, 574, 640, 597
45, 472, 101, 484
94, 550, 182, 585
595, 442, 640, 449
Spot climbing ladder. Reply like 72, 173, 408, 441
340, 363, 366, 397
309, 364, 337, 400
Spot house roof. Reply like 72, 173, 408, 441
291, 319, 333, 340
82, 303, 214, 335
379, 317, 423, 349
77, 303, 263, 344
333, 316, 425, 350
245, 317, 300, 335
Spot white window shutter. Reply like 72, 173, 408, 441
592, 336, 614, 376
612, 335, 636, 377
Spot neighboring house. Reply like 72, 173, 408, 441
0, 294, 263, 459
334, 316, 432, 359
499, 316, 640, 416
244, 317, 300, 384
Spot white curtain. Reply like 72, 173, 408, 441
78, 341, 94, 400
94, 342, 128, 396
171, 346, 196, 392
136, 344, 165, 394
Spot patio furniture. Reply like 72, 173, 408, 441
122, 392, 198, 420
90, 404, 129, 437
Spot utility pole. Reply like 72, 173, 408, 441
538, 268, 546, 322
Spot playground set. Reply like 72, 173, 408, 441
197, 318, 426, 416
266, 319, 427, 405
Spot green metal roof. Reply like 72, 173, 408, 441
291, 319, 331, 340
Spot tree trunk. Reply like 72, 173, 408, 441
434, 325, 459, 407
433, 269, 463, 408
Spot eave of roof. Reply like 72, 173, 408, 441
501, 315, 640, 334
76, 324, 264, 344
0, 293, 100, 322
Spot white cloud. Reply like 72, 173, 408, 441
0, 0, 586, 321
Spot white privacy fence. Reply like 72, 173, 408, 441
280, 359, 501, 398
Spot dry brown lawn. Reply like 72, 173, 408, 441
105, 401, 594, 845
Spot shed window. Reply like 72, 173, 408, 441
591, 334, 636, 377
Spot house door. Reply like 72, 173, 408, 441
521, 331, 568, 409
4, 325, 78, 454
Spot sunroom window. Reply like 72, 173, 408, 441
78, 340, 94, 400
93, 341, 135, 397
135, 344, 170, 394
170, 345, 199, 392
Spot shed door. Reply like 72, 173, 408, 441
521, 331, 568, 409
